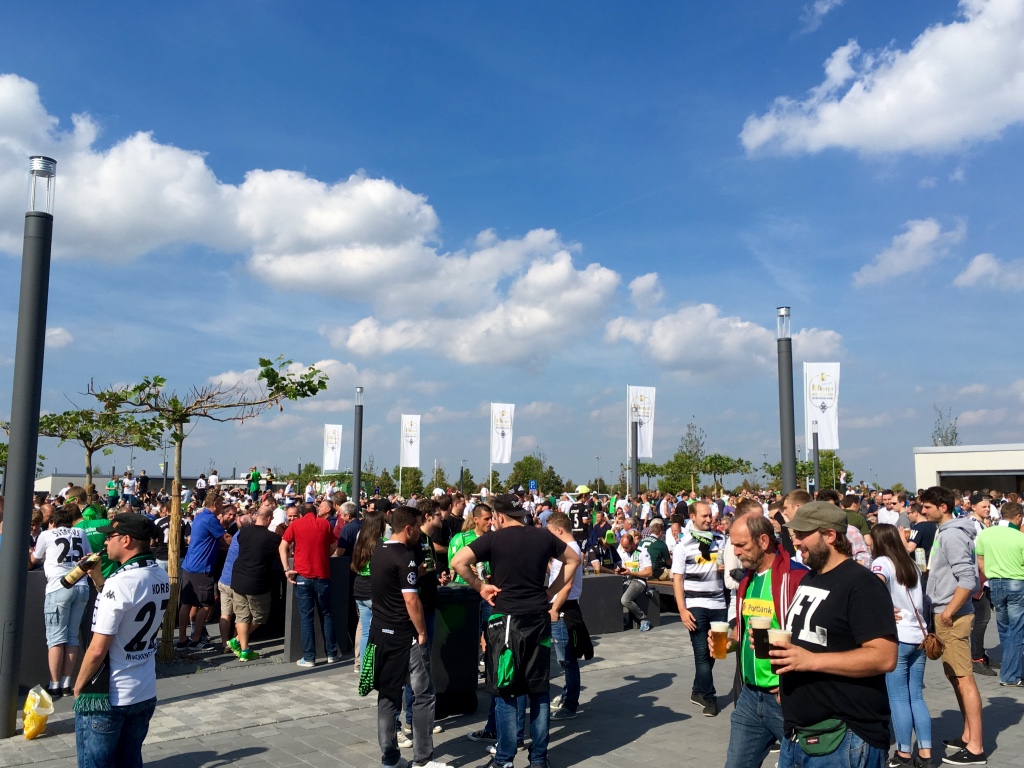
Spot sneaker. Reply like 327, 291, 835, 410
551, 706, 577, 720
915, 757, 939, 768
943, 738, 967, 750
690, 692, 705, 707
174, 638, 191, 650
941, 747, 986, 765
383, 760, 410, 768
46, 686, 62, 700
489, 761, 514, 768
227, 637, 242, 658
327, 656, 338, 664
402, 722, 413, 736
62, 686, 74, 698
972, 661, 997, 676
768, 742, 780, 754
468, 729, 498, 743
702, 697, 719, 717
296, 658, 316, 668
238, 649, 260, 662
412, 762, 452, 768
397, 732, 413, 749
889, 754, 913, 767
639, 619, 652, 632
551, 694, 563, 710
488, 741, 525, 755
190, 638, 214, 651
432, 724, 443, 734
998, 679, 1024, 687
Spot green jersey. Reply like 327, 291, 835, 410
449, 530, 486, 584
740, 569, 778, 688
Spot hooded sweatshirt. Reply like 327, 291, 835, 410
926, 516, 978, 616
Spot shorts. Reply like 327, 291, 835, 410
231, 591, 271, 625
218, 583, 236, 619
44, 585, 89, 648
935, 611, 974, 678
180, 569, 216, 608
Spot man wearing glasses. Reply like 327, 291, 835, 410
74, 513, 170, 768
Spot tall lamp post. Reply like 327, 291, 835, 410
352, 386, 363, 510
812, 420, 820, 496
595, 456, 601, 494
0, 156, 57, 736
460, 459, 467, 494
776, 307, 797, 494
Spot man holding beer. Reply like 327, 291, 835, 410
720, 513, 807, 768
770, 502, 897, 767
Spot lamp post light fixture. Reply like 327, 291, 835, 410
460, 459, 467, 494
0, 156, 57, 736
595, 456, 602, 494
776, 307, 797, 494
352, 386, 363, 510
812, 420, 821, 496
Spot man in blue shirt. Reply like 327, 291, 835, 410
176, 492, 232, 650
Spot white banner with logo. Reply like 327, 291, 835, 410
323, 424, 343, 472
400, 414, 421, 468
626, 385, 656, 459
490, 403, 515, 464
804, 363, 840, 451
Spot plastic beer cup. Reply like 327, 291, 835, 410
710, 621, 730, 660
768, 628, 791, 675
751, 616, 773, 659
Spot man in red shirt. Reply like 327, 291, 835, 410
278, 502, 339, 667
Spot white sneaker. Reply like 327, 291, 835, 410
412, 761, 453, 768
397, 732, 413, 749
296, 659, 316, 668
326, 656, 338, 664
432, 724, 443, 734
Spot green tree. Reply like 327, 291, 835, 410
506, 451, 562, 495
394, 466, 425, 497
38, 408, 162, 497
90, 355, 328, 661
377, 467, 397, 497
426, 463, 450, 492
932, 405, 960, 446
637, 461, 661, 490
457, 466, 477, 494
487, 470, 505, 494
703, 454, 753, 495
658, 422, 707, 493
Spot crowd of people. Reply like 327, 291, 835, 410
3, 473, 1023, 768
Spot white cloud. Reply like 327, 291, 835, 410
919, 177, 938, 189
845, 408, 917, 429
958, 407, 1008, 426
742, 0, 1024, 154
953, 253, 1024, 290
956, 383, 989, 396
800, 0, 846, 33
853, 218, 966, 287
333, 251, 620, 365
513, 435, 537, 452
519, 401, 558, 418
628, 273, 664, 309
45, 327, 73, 348
605, 303, 841, 375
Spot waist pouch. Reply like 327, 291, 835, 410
795, 718, 847, 756
485, 611, 551, 697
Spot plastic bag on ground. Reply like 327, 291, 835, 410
23, 685, 54, 740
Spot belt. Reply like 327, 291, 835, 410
744, 683, 776, 694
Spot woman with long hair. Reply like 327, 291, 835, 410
351, 509, 386, 666
870, 523, 932, 767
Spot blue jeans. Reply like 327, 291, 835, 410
688, 606, 727, 699
295, 576, 339, 662
550, 616, 580, 712
484, 693, 525, 738
885, 641, 931, 753
357, 598, 373, 664
725, 685, 785, 768
779, 728, 885, 768
404, 613, 435, 725
495, 693, 547, 767
989, 578, 1024, 685
76, 698, 156, 768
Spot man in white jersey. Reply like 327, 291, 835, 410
31, 504, 93, 699
74, 513, 170, 768
546, 512, 588, 719
671, 501, 727, 717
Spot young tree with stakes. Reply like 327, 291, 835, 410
89, 356, 328, 661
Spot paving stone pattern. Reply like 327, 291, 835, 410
2, 617, 1022, 767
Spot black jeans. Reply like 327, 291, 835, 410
970, 589, 992, 662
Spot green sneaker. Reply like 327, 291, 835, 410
238, 649, 260, 662
227, 638, 242, 658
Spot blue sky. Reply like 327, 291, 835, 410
1, 0, 1022, 489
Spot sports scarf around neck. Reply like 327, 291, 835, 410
74, 553, 158, 713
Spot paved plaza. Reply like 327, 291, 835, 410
2, 615, 1022, 768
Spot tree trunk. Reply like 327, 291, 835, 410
84, 447, 95, 499
158, 428, 184, 662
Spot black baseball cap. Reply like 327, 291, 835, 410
97, 513, 158, 541
493, 493, 527, 516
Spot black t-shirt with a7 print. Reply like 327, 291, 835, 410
369, 540, 419, 642
780, 558, 897, 750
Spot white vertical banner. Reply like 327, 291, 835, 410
323, 424, 343, 472
626, 385, 657, 459
490, 403, 514, 464
804, 363, 840, 450
400, 414, 421, 468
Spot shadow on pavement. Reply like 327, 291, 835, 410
145, 746, 267, 767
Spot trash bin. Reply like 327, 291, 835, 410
432, 584, 481, 718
